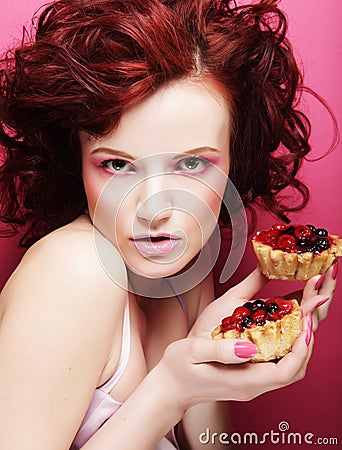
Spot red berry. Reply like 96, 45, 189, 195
276, 234, 297, 251
272, 223, 288, 232
222, 316, 233, 326
251, 309, 267, 325
294, 225, 312, 239
232, 306, 251, 321
272, 298, 293, 318
221, 316, 235, 333
256, 230, 278, 246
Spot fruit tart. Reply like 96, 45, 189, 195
211, 298, 302, 362
252, 223, 342, 281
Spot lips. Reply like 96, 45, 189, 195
131, 234, 181, 256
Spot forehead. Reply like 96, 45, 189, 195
80, 78, 231, 157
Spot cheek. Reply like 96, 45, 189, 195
179, 185, 222, 244
82, 167, 104, 217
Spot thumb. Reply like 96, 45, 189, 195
227, 266, 268, 300
188, 336, 258, 364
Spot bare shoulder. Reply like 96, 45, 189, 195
0, 215, 128, 448
1, 214, 127, 321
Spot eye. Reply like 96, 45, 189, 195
176, 156, 210, 173
100, 159, 134, 174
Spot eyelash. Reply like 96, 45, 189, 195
175, 156, 211, 173
100, 159, 134, 174
99, 156, 211, 175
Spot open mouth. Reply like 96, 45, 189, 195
131, 234, 181, 255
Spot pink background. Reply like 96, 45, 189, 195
0, 0, 341, 448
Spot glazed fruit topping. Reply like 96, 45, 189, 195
254, 223, 332, 254
220, 298, 294, 334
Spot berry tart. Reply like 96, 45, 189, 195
211, 298, 302, 362
252, 223, 342, 281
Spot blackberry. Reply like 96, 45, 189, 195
252, 299, 267, 311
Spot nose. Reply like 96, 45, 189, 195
135, 175, 173, 226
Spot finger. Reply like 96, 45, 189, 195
275, 314, 313, 384
228, 266, 268, 300
318, 264, 337, 299
302, 274, 324, 302
188, 336, 258, 365
300, 293, 330, 316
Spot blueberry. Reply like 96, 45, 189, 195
252, 299, 267, 311
307, 246, 319, 253
285, 225, 295, 236
306, 224, 316, 232
297, 237, 309, 249
243, 302, 254, 311
315, 237, 330, 250
315, 228, 328, 237
266, 302, 279, 315
313, 247, 322, 254
241, 316, 253, 329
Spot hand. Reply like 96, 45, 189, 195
286, 261, 338, 331
159, 268, 313, 411
189, 267, 268, 339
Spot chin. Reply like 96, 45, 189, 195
127, 260, 186, 279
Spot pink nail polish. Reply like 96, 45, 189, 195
332, 261, 338, 280
306, 313, 313, 346
315, 274, 325, 291
315, 297, 330, 309
234, 341, 258, 358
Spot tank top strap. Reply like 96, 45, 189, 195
99, 298, 131, 394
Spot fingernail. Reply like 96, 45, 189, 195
306, 313, 313, 346
315, 274, 325, 291
332, 261, 339, 280
315, 297, 330, 309
234, 341, 258, 358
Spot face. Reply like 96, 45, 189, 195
80, 78, 231, 279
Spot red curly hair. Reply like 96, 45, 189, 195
0, 0, 324, 246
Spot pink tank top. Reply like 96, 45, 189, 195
70, 300, 179, 450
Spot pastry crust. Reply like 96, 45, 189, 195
252, 234, 342, 281
211, 300, 302, 362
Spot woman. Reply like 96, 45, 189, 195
0, 1, 336, 448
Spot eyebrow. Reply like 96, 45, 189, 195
90, 146, 220, 159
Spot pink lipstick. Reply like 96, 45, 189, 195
131, 234, 181, 256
